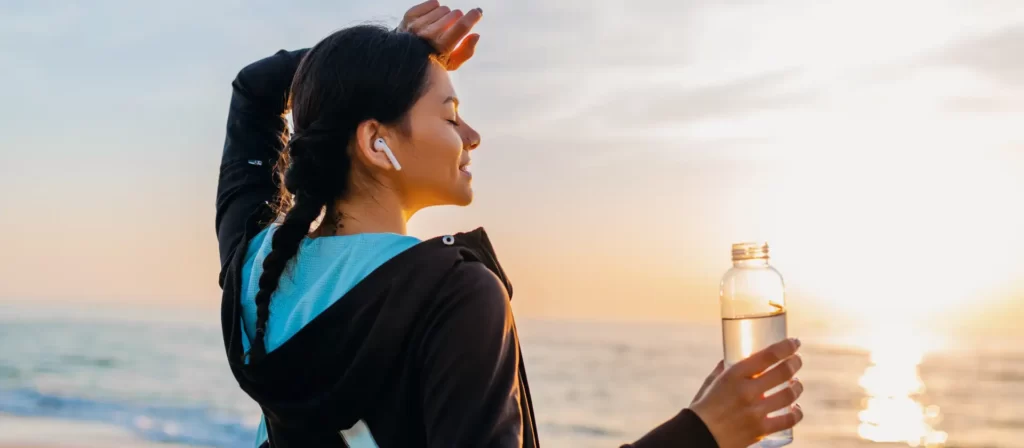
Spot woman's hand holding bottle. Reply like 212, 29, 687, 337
691, 338, 805, 448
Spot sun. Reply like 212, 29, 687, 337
746, 152, 1024, 328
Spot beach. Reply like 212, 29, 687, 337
0, 414, 202, 448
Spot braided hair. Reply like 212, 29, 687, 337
247, 24, 439, 362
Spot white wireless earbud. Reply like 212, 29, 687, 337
373, 137, 402, 171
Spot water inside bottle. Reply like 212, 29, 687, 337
722, 311, 792, 447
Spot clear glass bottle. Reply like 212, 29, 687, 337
720, 242, 792, 447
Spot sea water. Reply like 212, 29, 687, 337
6, 305, 1020, 447
722, 312, 792, 447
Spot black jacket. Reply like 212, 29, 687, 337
216, 48, 717, 448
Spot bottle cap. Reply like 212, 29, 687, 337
732, 242, 769, 261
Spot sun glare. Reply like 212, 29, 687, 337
855, 324, 948, 447
754, 152, 1024, 329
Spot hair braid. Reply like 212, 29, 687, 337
248, 192, 325, 362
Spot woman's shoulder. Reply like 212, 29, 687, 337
415, 254, 517, 364
442, 260, 509, 302
424, 254, 512, 328
422, 227, 514, 301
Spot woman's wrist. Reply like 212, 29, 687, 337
625, 408, 719, 448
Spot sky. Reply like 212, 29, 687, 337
1, 0, 1022, 333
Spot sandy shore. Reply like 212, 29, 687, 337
0, 415, 202, 448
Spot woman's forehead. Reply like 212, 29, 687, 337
424, 63, 457, 100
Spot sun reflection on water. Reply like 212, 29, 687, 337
856, 326, 948, 447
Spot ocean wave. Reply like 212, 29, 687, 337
0, 388, 253, 447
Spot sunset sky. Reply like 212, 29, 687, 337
2, 0, 1022, 333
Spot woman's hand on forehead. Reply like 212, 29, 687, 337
399, 0, 483, 71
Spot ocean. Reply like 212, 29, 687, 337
2, 303, 1022, 448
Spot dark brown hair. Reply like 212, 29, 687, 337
248, 24, 439, 362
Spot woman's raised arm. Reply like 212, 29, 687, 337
215, 48, 307, 284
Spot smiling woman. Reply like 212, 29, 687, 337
211, 1, 816, 446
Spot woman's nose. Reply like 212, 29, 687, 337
458, 117, 481, 150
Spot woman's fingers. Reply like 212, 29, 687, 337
437, 8, 483, 53
757, 379, 803, 415
731, 338, 800, 379
446, 33, 479, 70
750, 354, 802, 394
407, 5, 451, 34
399, 3, 483, 70
761, 404, 804, 435
400, 0, 440, 30
420, 8, 464, 42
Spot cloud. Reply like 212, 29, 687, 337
579, 68, 815, 128
456, 66, 817, 165
865, 22, 1024, 89
443, 0, 833, 155
927, 24, 1024, 86
943, 95, 1021, 113
469, 0, 704, 73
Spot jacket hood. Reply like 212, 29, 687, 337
220, 227, 512, 430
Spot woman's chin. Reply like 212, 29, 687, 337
454, 190, 473, 206
451, 184, 474, 206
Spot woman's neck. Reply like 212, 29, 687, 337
314, 191, 411, 237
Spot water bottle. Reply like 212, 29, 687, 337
720, 242, 792, 447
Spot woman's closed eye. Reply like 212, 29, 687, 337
443, 95, 460, 127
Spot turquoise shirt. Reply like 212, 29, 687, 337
239, 225, 420, 447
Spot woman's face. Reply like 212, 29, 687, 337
388, 62, 481, 210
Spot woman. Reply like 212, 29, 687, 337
215, 2, 804, 447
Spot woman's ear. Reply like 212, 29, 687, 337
353, 119, 398, 171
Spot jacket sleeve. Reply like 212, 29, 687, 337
620, 409, 719, 448
416, 261, 525, 447
215, 48, 308, 285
